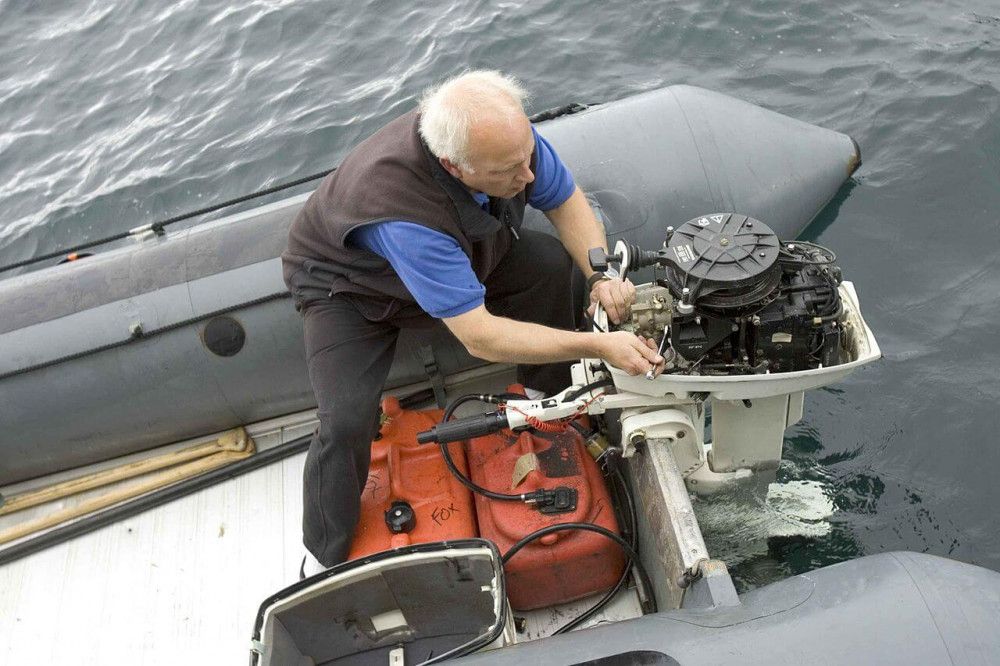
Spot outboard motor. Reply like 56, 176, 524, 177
592, 213, 844, 375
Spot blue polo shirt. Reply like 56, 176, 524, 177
347, 127, 575, 318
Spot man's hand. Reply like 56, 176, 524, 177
598, 331, 664, 376
587, 277, 637, 326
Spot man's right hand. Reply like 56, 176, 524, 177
442, 305, 666, 377
598, 332, 664, 376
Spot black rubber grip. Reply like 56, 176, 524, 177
416, 412, 509, 444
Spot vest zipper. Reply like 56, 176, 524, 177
503, 210, 519, 240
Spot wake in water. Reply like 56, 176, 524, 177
692, 479, 834, 566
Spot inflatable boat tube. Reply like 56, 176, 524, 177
447, 551, 1000, 666
0, 85, 860, 485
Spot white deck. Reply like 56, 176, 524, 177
0, 411, 317, 665
0, 373, 641, 665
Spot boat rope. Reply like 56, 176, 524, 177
0, 168, 336, 274
0, 101, 592, 276
527, 102, 590, 123
0, 290, 291, 382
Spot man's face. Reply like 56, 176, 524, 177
446, 113, 535, 199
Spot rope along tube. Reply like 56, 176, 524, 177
0, 169, 335, 274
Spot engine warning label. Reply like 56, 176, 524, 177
673, 244, 695, 264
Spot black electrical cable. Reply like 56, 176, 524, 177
0, 432, 313, 566
565, 533, 633, 628
582, 308, 607, 333
0, 168, 337, 274
777, 240, 837, 266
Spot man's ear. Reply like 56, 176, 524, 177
439, 157, 464, 180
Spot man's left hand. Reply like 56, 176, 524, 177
587, 277, 636, 326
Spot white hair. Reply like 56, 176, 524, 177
418, 70, 529, 171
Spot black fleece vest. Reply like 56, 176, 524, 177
282, 110, 535, 321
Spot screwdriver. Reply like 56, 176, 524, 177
646, 327, 670, 380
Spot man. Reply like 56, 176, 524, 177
282, 70, 662, 572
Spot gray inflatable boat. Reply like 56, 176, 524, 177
0, 84, 857, 486
3, 84, 999, 665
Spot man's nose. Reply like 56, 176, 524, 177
519, 162, 535, 184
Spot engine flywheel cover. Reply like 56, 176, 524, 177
665, 213, 782, 308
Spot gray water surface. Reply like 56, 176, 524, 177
2, 0, 999, 590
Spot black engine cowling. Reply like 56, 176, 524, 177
610, 213, 845, 374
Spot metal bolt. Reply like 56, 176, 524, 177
720, 237, 729, 246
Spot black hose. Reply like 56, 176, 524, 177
563, 378, 615, 403
553, 456, 640, 634
438, 394, 526, 503
555, 565, 631, 634
501, 522, 656, 615
611, 464, 638, 552
0, 433, 313, 566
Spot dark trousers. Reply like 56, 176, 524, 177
301, 229, 579, 566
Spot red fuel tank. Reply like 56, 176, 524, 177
467, 416, 624, 610
347, 397, 478, 561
